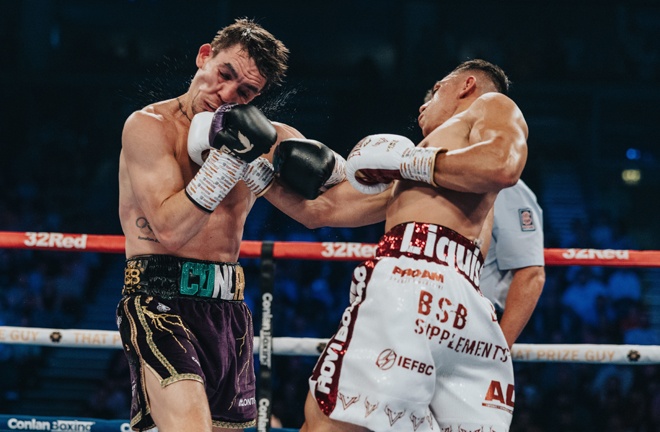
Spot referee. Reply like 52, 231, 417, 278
481, 179, 546, 347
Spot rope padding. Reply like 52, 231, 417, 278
1, 231, 658, 266
1, 326, 657, 364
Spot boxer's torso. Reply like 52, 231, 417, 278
119, 99, 255, 262
386, 109, 496, 242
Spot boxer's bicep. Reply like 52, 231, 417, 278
469, 95, 527, 182
122, 113, 184, 214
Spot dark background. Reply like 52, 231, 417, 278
1, 1, 659, 430
2, 0, 659, 243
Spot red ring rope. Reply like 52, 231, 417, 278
1, 230, 658, 266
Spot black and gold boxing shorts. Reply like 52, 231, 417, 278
122, 254, 245, 301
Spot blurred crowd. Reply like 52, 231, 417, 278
0, 204, 104, 411
509, 216, 660, 432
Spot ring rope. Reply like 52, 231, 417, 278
1, 230, 659, 266
1, 326, 658, 364
2, 232, 658, 367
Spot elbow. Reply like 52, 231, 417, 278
496, 169, 521, 190
492, 137, 526, 190
153, 228, 188, 252
282, 206, 325, 230
306, 220, 326, 230
290, 197, 338, 229
532, 267, 546, 296
298, 210, 328, 229
484, 167, 519, 193
489, 156, 523, 191
300, 219, 323, 230
496, 157, 524, 190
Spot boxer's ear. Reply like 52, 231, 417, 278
459, 76, 477, 98
196, 43, 214, 68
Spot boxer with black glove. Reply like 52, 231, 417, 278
185, 104, 277, 211
273, 138, 347, 200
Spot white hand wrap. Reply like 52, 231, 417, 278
400, 146, 446, 186
243, 157, 275, 197
187, 111, 214, 165
320, 151, 347, 192
185, 148, 247, 212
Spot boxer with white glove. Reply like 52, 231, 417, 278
345, 134, 448, 194
185, 104, 277, 211
273, 138, 347, 200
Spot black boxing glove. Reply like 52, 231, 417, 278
209, 104, 278, 162
273, 138, 347, 200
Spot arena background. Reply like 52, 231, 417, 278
1, 0, 659, 430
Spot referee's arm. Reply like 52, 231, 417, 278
499, 265, 545, 348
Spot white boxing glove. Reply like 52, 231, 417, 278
187, 111, 214, 165
345, 134, 446, 194
345, 134, 413, 194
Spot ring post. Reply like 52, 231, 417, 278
257, 241, 275, 432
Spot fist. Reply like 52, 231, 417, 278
188, 112, 214, 165
274, 138, 344, 200
345, 134, 415, 194
210, 104, 277, 162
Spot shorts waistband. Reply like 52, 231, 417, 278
376, 222, 484, 289
122, 255, 245, 301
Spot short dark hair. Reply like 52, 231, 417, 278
211, 18, 289, 91
451, 59, 510, 95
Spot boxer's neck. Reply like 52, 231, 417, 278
177, 97, 192, 122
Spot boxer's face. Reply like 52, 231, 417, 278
417, 73, 461, 136
190, 43, 267, 115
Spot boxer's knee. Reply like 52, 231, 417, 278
145, 367, 212, 431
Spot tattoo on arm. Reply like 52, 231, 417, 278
136, 217, 159, 243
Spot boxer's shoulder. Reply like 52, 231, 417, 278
123, 105, 179, 150
272, 121, 305, 140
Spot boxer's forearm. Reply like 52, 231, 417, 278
265, 180, 388, 229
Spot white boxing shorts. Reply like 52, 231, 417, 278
309, 222, 514, 432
